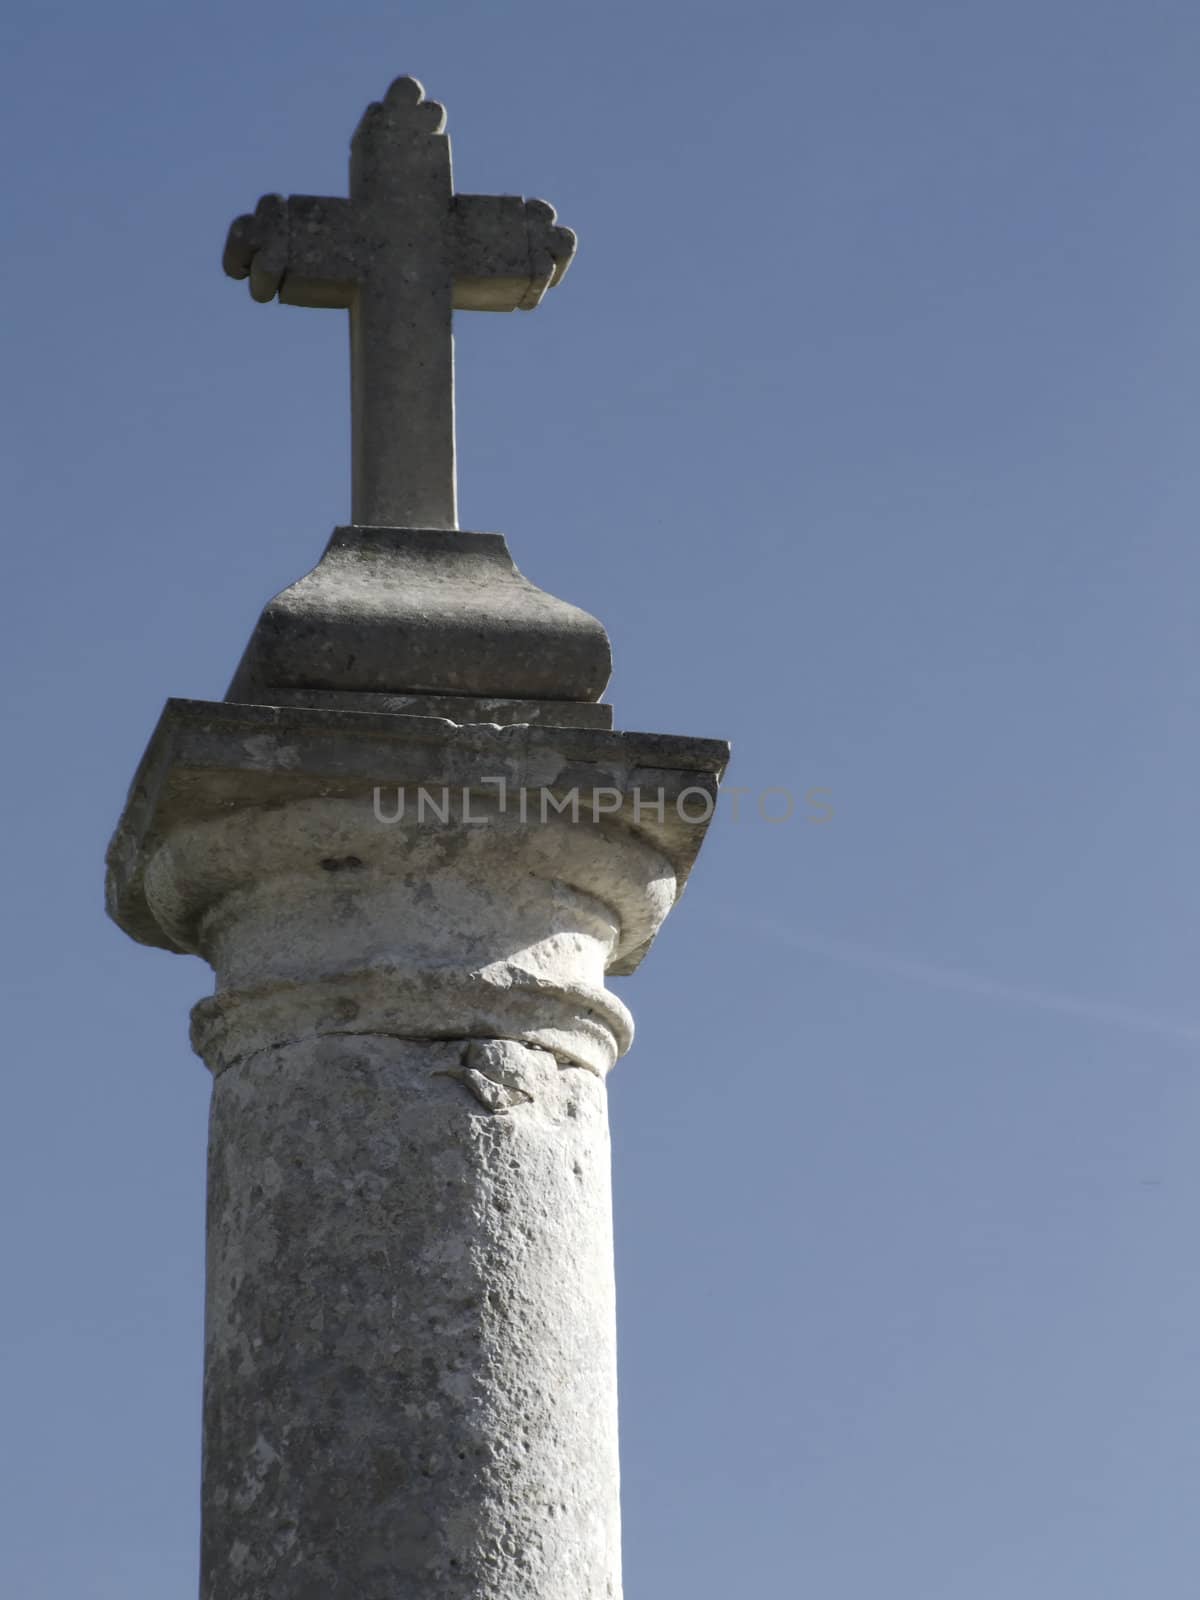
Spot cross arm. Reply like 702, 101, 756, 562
223, 194, 360, 309
452, 195, 577, 312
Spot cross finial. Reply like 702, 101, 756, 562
222, 76, 576, 530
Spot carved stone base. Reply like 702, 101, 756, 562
224, 526, 613, 714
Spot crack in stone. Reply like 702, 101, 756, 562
434, 1040, 543, 1113
216, 1030, 582, 1099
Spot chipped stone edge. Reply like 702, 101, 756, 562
106, 698, 730, 977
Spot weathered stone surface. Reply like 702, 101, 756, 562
200, 1033, 621, 1599
106, 698, 729, 975
257, 687, 615, 730
154, 788, 661, 1076
224, 75, 575, 530
117, 710, 724, 1597
225, 526, 612, 711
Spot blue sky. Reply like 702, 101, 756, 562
3, 1, 1200, 1594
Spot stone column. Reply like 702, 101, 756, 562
108, 701, 726, 1599
114, 66, 726, 1599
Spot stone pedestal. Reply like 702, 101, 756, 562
108, 700, 727, 1598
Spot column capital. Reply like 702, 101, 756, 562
107, 699, 729, 1077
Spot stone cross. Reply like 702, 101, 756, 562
222, 75, 576, 531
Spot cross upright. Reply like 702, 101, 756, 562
222, 75, 576, 531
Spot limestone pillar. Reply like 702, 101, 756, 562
109, 706, 725, 1597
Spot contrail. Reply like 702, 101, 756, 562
740, 918, 1200, 1048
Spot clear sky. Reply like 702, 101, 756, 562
3, 1, 1199, 1595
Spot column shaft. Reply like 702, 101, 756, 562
200, 1032, 621, 1599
